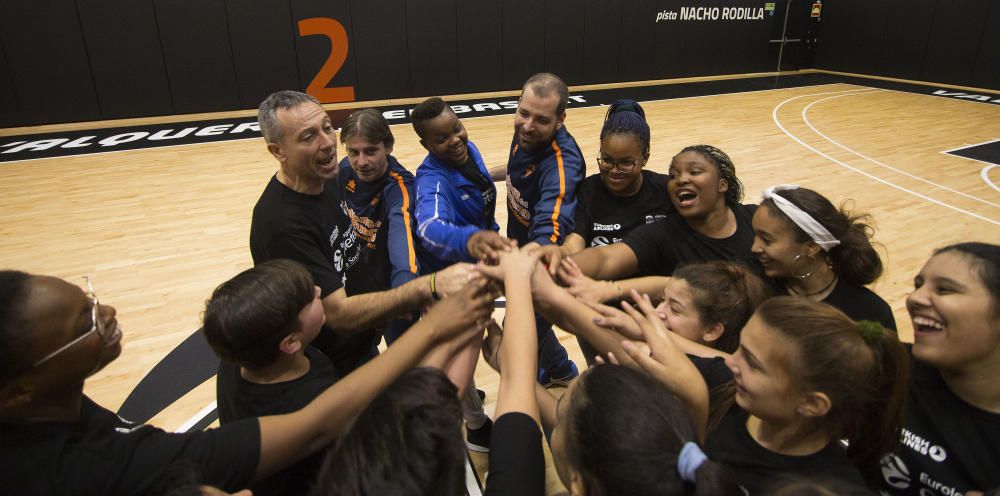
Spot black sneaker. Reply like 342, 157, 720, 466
466, 417, 493, 453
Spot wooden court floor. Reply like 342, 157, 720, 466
1, 76, 998, 494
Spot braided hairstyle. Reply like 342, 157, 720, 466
674, 145, 743, 207
601, 99, 651, 158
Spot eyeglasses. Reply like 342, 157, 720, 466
32, 276, 105, 367
596, 156, 639, 173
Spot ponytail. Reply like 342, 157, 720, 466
761, 188, 883, 285
721, 298, 908, 473
846, 320, 909, 469
566, 365, 741, 496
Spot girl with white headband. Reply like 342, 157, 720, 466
752, 185, 895, 330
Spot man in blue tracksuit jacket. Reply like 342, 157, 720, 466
410, 97, 512, 451
505, 73, 585, 386
337, 110, 429, 356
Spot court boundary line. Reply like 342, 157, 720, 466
175, 400, 217, 433
772, 89, 1000, 226
801, 91, 1000, 209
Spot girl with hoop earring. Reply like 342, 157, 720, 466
750, 185, 896, 330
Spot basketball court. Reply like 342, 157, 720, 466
1, 68, 998, 493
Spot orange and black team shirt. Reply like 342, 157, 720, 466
505, 126, 585, 246
337, 156, 427, 297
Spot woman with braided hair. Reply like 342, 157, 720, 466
751, 184, 896, 330
550, 144, 764, 306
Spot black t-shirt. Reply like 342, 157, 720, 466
623, 204, 762, 277
216, 346, 338, 496
249, 175, 368, 372
0, 396, 260, 495
572, 170, 674, 247
879, 352, 1000, 495
821, 279, 897, 330
705, 406, 866, 494
689, 354, 734, 390
485, 412, 545, 496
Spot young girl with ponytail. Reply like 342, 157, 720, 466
619, 294, 908, 494
752, 184, 895, 329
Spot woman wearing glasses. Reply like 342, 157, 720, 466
561, 99, 674, 255
0, 270, 495, 495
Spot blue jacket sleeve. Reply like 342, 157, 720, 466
527, 144, 582, 246
385, 171, 421, 287
415, 169, 479, 263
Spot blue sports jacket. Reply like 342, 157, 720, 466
505, 126, 584, 245
414, 140, 499, 271
338, 155, 424, 291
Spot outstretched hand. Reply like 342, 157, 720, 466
433, 262, 480, 297
582, 300, 644, 340
423, 278, 498, 343
523, 243, 564, 276
560, 258, 617, 303
467, 230, 517, 263
476, 246, 541, 282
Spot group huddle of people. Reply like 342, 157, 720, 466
1, 72, 997, 496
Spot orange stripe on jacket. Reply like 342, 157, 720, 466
391, 172, 418, 273
549, 141, 566, 244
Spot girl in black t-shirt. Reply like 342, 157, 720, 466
880, 242, 1000, 495
617, 294, 909, 494
560, 99, 673, 255
0, 270, 496, 496
751, 185, 896, 330
554, 144, 759, 305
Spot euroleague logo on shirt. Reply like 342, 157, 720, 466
881, 455, 966, 496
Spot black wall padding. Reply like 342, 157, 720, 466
456, 1, 503, 94
226, 0, 302, 109
1, 0, 834, 126
972, 2, 1000, 90
76, 0, 173, 120
501, 0, 546, 89
619, 0, 658, 84
154, 0, 241, 114
0, 1, 101, 125
817, 0, 999, 90
0, 39, 21, 128
545, 0, 586, 85
581, 0, 623, 85
349, 0, 411, 100
879, 0, 935, 81
921, 0, 990, 86
406, 0, 459, 97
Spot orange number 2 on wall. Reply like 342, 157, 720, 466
297, 17, 356, 103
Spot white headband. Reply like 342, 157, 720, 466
761, 185, 840, 251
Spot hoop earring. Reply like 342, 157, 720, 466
790, 254, 817, 279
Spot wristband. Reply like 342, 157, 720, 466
612, 281, 624, 300
430, 272, 441, 300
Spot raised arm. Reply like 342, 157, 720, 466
618, 290, 710, 440
321, 263, 475, 333
477, 250, 542, 424
254, 278, 496, 479
562, 243, 639, 282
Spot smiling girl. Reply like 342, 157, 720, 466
879, 242, 1000, 494
752, 185, 895, 330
